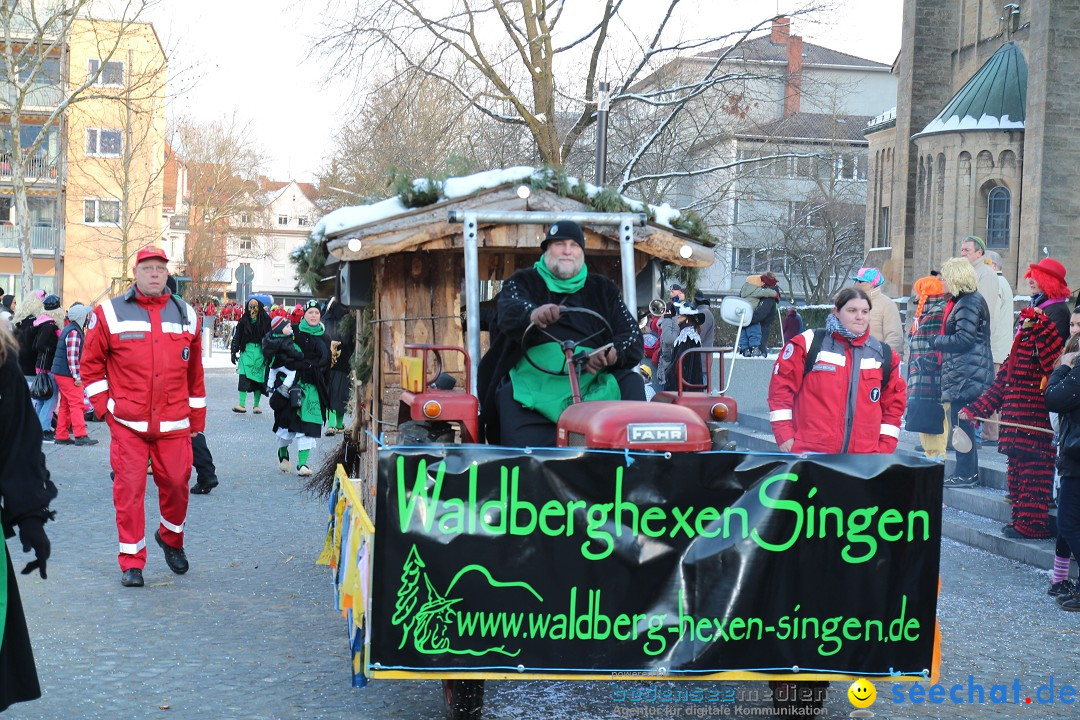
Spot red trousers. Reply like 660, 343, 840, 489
54, 374, 88, 441
108, 419, 192, 571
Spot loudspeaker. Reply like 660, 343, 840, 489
634, 259, 662, 312
338, 260, 373, 308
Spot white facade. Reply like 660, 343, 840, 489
227, 180, 318, 303
632, 19, 897, 297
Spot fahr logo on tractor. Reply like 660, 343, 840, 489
627, 423, 687, 443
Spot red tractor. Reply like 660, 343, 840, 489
391, 212, 740, 719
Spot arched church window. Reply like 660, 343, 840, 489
987, 186, 1010, 248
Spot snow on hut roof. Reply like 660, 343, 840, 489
913, 42, 1027, 139
311, 166, 685, 245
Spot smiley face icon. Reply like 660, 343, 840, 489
848, 678, 877, 708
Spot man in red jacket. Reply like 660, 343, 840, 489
81, 246, 206, 587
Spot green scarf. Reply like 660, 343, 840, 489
299, 321, 325, 336
510, 342, 620, 424
534, 258, 587, 293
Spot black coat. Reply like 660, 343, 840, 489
477, 267, 643, 443
1046, 363, 1080, 477
934, 291, 995, 405
1, 344, 56, 711
14, 317, 38, 376
31, 319, 59, 370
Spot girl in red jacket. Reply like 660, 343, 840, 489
768, 287, 906, 454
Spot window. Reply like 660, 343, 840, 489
88, 59, 124, 86
792, 201, 824, 228
986, 186, 1011, 248
240, 212, 251, 224
0, 197, 10, 223
795, 155, 818, 178
86, 128, 123, 157
876, 207, 891, 248
732, 247, 752, 273
238, 238, 252, 251
733, 199, 741, 225
84, 198, 121, 224
297, 216, 310, 227
836, 153, 859, 180
278, 214, 289, 225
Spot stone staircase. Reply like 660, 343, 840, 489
728, 411, 1058, 570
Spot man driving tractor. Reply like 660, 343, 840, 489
478, 220, 645, 446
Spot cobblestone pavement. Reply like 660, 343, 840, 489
8, 369, 1080, 719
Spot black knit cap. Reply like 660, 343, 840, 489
541, 221, 585, 252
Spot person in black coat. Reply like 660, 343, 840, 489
320, 297, 355, 435
665, 305, 704, 392
1044, 340, 1080, 609
269, 301, 330, 476
230, 297, 271, 413
933, 258, 995, 487
477, 222, 644, 446
0, 325, 57, 713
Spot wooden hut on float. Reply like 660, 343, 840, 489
312, 168, 715, 483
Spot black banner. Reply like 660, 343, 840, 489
371, 449, 942, 678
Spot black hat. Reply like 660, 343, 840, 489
305, 299, 322, 311
541, 221, 585, 252
43, 294, 61, 311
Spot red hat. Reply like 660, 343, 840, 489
1027, 257, 1067, 284
135, 246, 169, 264
270, 315, 289, 333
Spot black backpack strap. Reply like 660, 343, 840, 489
879, 342, 892, 393
803, 329, 893, 392
802, 328, 827, 376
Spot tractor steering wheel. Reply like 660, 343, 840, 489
521, 306, 615, 376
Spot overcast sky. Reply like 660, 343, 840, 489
143, 0, 904, 185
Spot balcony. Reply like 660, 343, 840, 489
0, 225, 61, 253
2, 83, 65, 110
0, 154, 60, 184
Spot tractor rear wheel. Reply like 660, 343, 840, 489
443, 679, 484, 720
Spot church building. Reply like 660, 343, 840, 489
864, 0, 1080, 294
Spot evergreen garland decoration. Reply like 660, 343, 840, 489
670, 209, 715, 246
393, 174, 442, 208
349, 306, 374, 385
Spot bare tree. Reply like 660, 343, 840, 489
1, 0, 158, 296
767, 188, 865, 303
317, 65, 533, 213
314, 1, 808, 185
173, 113, 269, 301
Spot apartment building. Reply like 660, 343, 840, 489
0, 9, 166, 303
0, 4, 65, 296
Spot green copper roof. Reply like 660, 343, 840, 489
914, 42, 1026, 138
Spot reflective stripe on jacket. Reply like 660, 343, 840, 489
81, 287, 206, 435
768, 328, 906, 454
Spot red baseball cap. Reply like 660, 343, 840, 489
135, 246, 169, 264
